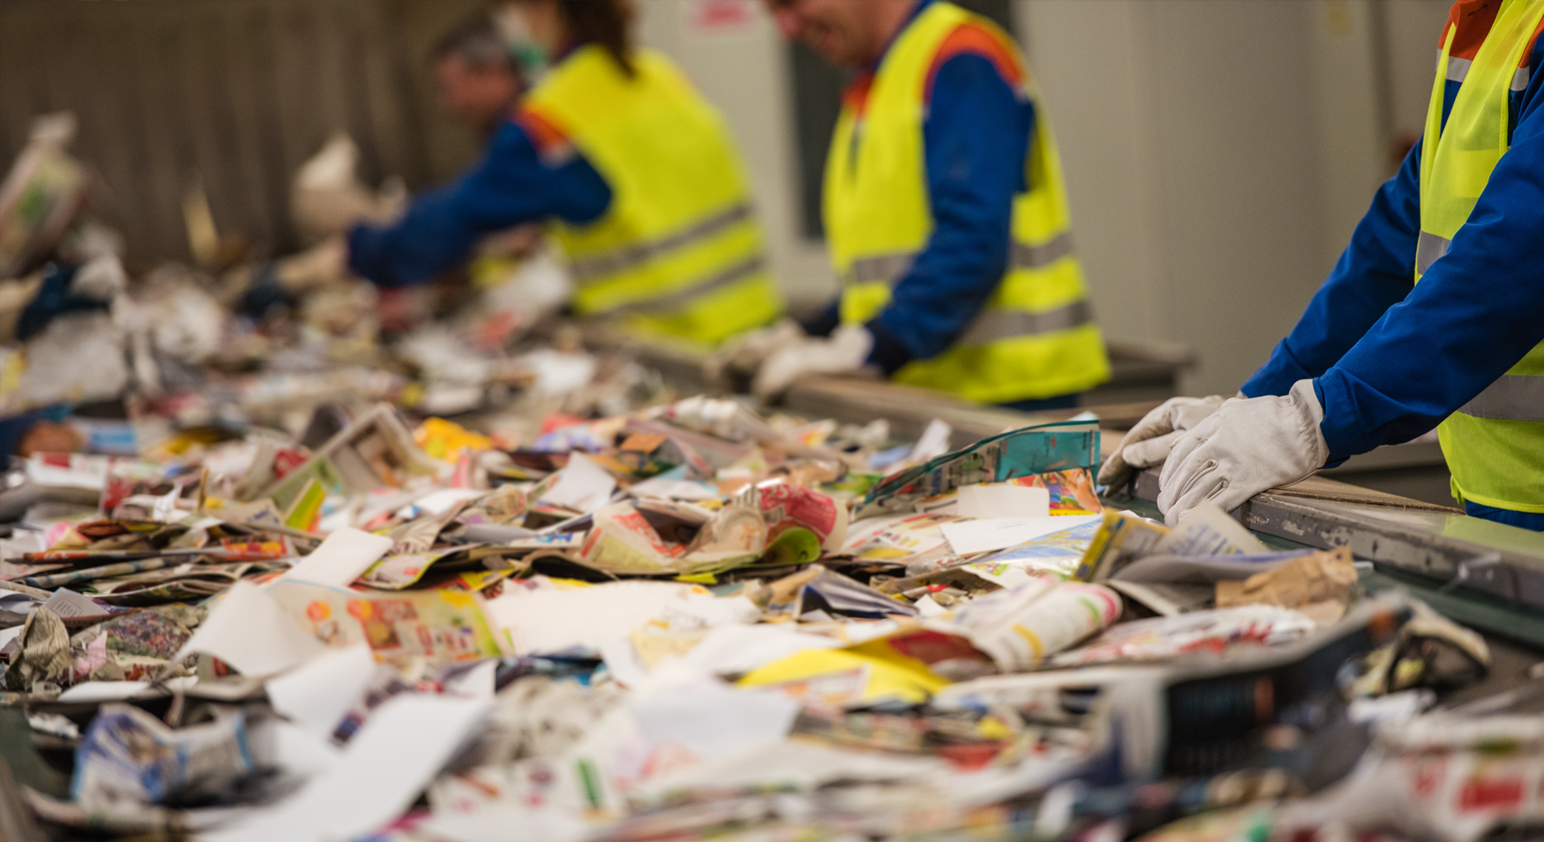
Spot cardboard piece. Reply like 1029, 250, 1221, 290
1215, 546, 1358, 619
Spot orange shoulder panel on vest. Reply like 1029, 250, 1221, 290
923, 20, 1026, 104
512, 105, 576, 165
1441, 0, 1544, 66
842, 71, 877, 119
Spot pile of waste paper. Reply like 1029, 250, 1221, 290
0, 386, 1530, 842
0, 113, 1538, 842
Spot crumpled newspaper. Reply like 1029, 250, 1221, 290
5, 606, 73, 692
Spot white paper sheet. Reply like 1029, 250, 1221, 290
486, 581, 697, 656
625, 476, 720, 502
175, 581, 328, 678
538, 452, 617, 513
1153, 501, 1267, 556
941, 514, 1100, 555
957, 483, 1050, 519
58, 681, 150, 702
57, 676, 198, 703
265, 644, 378, 741
631, 677, 800, 759
0, 592, 38, 613
203, 694, 492, 842
677, 624, 843, 677
598, 637, 652, 689
42, 589, 113, 619
260, 719, 342, 781
396, 488, 487, 519
914, 594, 949, 617
443, 659, 497, 701
279, 527, 393, 587
908, 418, 953, 463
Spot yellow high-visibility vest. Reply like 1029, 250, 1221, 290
526, 46, 783, 347
824, 1, 1110, 403
1419, 0, 1544, 512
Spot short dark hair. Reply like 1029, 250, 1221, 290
431, 12, 521, 78
557, 0, 636, 77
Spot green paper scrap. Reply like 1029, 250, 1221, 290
764, 527, 822, 567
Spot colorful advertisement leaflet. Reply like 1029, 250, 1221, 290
861, 422, 1100, 513
268, 580, 506, 666
1006, 468, 1102, 515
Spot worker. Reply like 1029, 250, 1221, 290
346, 0, 783, 347
431, 12, 527, 140
1102, 0, 1544, 529
731, 0, 1110, 408
0, 112, 126, 457
245, 13, 529, 317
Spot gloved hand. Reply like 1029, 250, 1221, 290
291, 134, 405, 244
67, 254, 127, 302
1098, 395, 1229, 489
1156, 379, 1328, 527
15, 261, 115, 342
703, 318, 805, 391
751, 323, 874, 402
275, 236, 348, 292
226, 237, 349, 319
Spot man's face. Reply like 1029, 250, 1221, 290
766, 0, 877, 67
434, 54, 521, 135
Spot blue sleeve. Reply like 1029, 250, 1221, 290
1315, 92, 1544, 461
347, 120, 611, 288
1239, 141, 1422, 398
865, 54, 1031, 374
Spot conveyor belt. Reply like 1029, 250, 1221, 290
567, 320, 1544, 626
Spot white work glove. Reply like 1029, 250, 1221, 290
1098, 395, 1228, 489
68, 254, 127, 302
1156, 379, 1328, 527
752, 323, 874, 401
703, 317, 805, 391
274, 236, 349, 293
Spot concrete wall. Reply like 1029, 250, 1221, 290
636, 0, 1453, 397
1015, 0, 1387, 395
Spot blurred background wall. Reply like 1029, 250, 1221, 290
0, 0, 1452, 395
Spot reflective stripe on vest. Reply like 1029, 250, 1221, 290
822, 3, 1110, 405
843, 231, 1076, 288
844, 251, 917, 286
1011, 231, 1077, 270
1418, 0, 1544, 512
1415, 230, 1450, 275
527, 46, 783, 347
569, 202, 754, 284
1440, 53, 1531, 89
1458, 375, 1544, 422
604, 256, 765, 315
956, 300, 1094, 347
